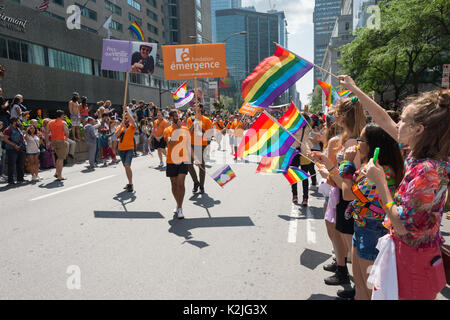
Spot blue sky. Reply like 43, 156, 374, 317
242, 0, 315, 106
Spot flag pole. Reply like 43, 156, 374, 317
123, 72, 129, 107
273, 42, 340, 81
263, 110, 316, 164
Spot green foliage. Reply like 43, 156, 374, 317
308, 85, 323, 114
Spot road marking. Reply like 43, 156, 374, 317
30, 175, 116, 201
287, 204, 298, 243
305, 207, 317, 244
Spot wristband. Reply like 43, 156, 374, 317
384, 201, 395, 209
329, 169, 339, 177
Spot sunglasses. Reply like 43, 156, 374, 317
356, 138, 368, 143
141, 48, 150, 53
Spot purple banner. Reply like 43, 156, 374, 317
101, 39, 132, 72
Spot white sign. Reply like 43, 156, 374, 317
209, 81, 218, 89
442, 77, 449, 89
443, 64, 450, 76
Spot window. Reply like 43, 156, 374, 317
51, 0, 64, 6
128, 13, 142, 25
147, 23, 158, 35
7, 39, 21, 61
77, 3, 97, 21
196, 0, 201, 8
42, 11, 65, 22
110, 20, 123, 32
146, 0, 157, 8
196, 8, 202, 21
127, 0, 141, 11
20, 42, 45, 65
0, 38, 7, 58
146, 9, 158, 21
196, 21, 202, 33
48, 49, 92, 75
81, 25, 98, 33
105, 0, 122, 16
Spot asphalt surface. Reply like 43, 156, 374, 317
0, 137, 449, 300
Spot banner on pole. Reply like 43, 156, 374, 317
162, 43, 227, 80
239, 102, 262, 116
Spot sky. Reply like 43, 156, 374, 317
242, 0, 315, 106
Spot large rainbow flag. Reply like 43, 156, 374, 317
256, 147, 299, 174
283, 167, 311, 185
242, 46, 313, 108
317, 80, 341, 108
129, 21, 145, 41
172, 82, 194, 108
236, 102, 307, 158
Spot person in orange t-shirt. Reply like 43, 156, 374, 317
151, 111, 169, 167
164, 109, 190, 219
212, 114, 225, 150
231, 114, 244, 161
226, 114, 235, 155
114, 106, 137, 192
186, 103, 213, 194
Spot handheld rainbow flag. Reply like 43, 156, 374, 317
242, 45, 313, 108
338, 90, 352, 98
172, 81, 194, 108
283, 167, 311, 185
317, 80, 341, 108
256, 147, 299, 174
236, 102, 307, 158
211, 165, 236, 188
129, 21, 145, 41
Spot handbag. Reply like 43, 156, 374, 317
440, 245, 450, 285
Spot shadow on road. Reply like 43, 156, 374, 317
307, 294, 336, 300
300, 248, 332, 270
189, 193, 221, 217
440, 286, 450, 299
93, 211, 164, 219
168, 216, 254, 248
298, 206, 325, 220
38, 180, 64, 189
113, 190, 137, 212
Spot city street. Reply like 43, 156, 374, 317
1, 139, 449, 300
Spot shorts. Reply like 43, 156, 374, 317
166, 162, 188, 177
70, 114, 81, 126
352, 219, 388, 261
81, 115, 89, 121
118, 149, 133, 166
51, 140, 67, 160
153, 137, 167, 149
335, 189, 353, 234
26, 152, 40, 156
324, 195, 329, 205
393, 237, 446, 300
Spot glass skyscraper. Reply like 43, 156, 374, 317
313, 0, 341, 85
211, 0, 242, 42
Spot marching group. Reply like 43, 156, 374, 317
1, 78, 450, 300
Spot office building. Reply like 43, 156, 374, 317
313, 0, 341, 86
210, 0, 241, 43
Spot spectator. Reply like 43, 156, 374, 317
69, 92, 81, 141
84, 117, 101, 170
3, 117, 26, 185
10, 94, 29, 121
25, 125, 41, 181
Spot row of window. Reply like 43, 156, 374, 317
0, 35, 172, 89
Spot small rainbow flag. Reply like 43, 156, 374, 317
129, 21, 145, 41
236, 102, 307, 158
338, 90, 352, 98
283, 167, 311, 185
172, 82, 194, 108
242, 45, 313, 108
211, 165, 236, 188
317, 80, 341, 108
256, 147, 299, 174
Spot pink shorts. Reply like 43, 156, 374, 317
394, 237, 446, 300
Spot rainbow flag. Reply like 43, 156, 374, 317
283, 167, 311, 185
172, 82, 194, 108
211, 165, 236, 188
256, 147, 299, 174
338, 90, 352, 98
129, 21, 145, 41
236, 102, 307, 158
317, 80, 341, 108
242, 45, 313, 109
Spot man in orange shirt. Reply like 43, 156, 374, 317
151, 111, 169, 167
164, 110, 190, 219
186, 103, 213, 194
231, 114, 245, 161
212, 114, 225, 151
45, 110, 69, 181
115, 106, 137, 192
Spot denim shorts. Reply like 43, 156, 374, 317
352, 219, 388, 261
118, 149, 133, 166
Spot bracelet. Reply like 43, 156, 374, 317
329, 168, 339, 177
384, 201, 395, 209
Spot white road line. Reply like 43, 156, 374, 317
30, 175, 116, 201
306, 207, 317, 244
287, 204, 299, 243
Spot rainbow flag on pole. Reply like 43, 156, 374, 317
242, 45, 313, 108
172, 82, 194, 108
211, 165, 236, 188
338, 90, 352, 99
317, 80, 341, 108
283, 167, 311, 185
256, 147, 299, 174
129, 21, 145, 41
236, 102, 307, 158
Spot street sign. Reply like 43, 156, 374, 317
209, 81, 218, 89
442, 76, 449, 89
443, 64, 450, 75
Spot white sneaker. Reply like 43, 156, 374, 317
177, 208, 184, 219
309, 185, 318, 191
173, 207, 178, 214
32, 176, 37, 181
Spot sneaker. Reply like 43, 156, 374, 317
309, 185, 318, 191
323, 258, 337, 273
302, 198, 308, 207
32, 176, 38, 181
337, 287, 356, 299
192, 183, 199, 193
126, 184, 134, 192
177, 208, 184, 219
158, 162, 164, 167
200, 186, 205, 194
173, 207, 178, 214
324, 266, 350, 286
292, 195, 298, 204
123, 184, 128, 190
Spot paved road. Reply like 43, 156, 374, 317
0, 138, 449, 299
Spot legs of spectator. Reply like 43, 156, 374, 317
88, 143, 96, 168
6, 150, 17, 184
0, 149, 6, 176
65, 138, 76, 158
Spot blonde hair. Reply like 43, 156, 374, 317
335, 97, 366, 144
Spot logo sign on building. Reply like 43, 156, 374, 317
162, 44, 227, 80
0, 6, 28, 33
101, 39, 157, 74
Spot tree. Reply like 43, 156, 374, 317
308, 85, 323, 114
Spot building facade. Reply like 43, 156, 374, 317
0, 0, 211, 113
210, 0, 241, 43
313, 0, 341, 86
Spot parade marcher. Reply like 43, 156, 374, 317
46, 110, 69, 181
164, 110, 191, 219
84, 117, 101, 170
213, 114, 225, 151
69, 92, 81, 141
186, 103, 213, 194
3, 117, 26, 185
115, 106, 137, 192
340, 75, 450, 300
151, 111, 169, 167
